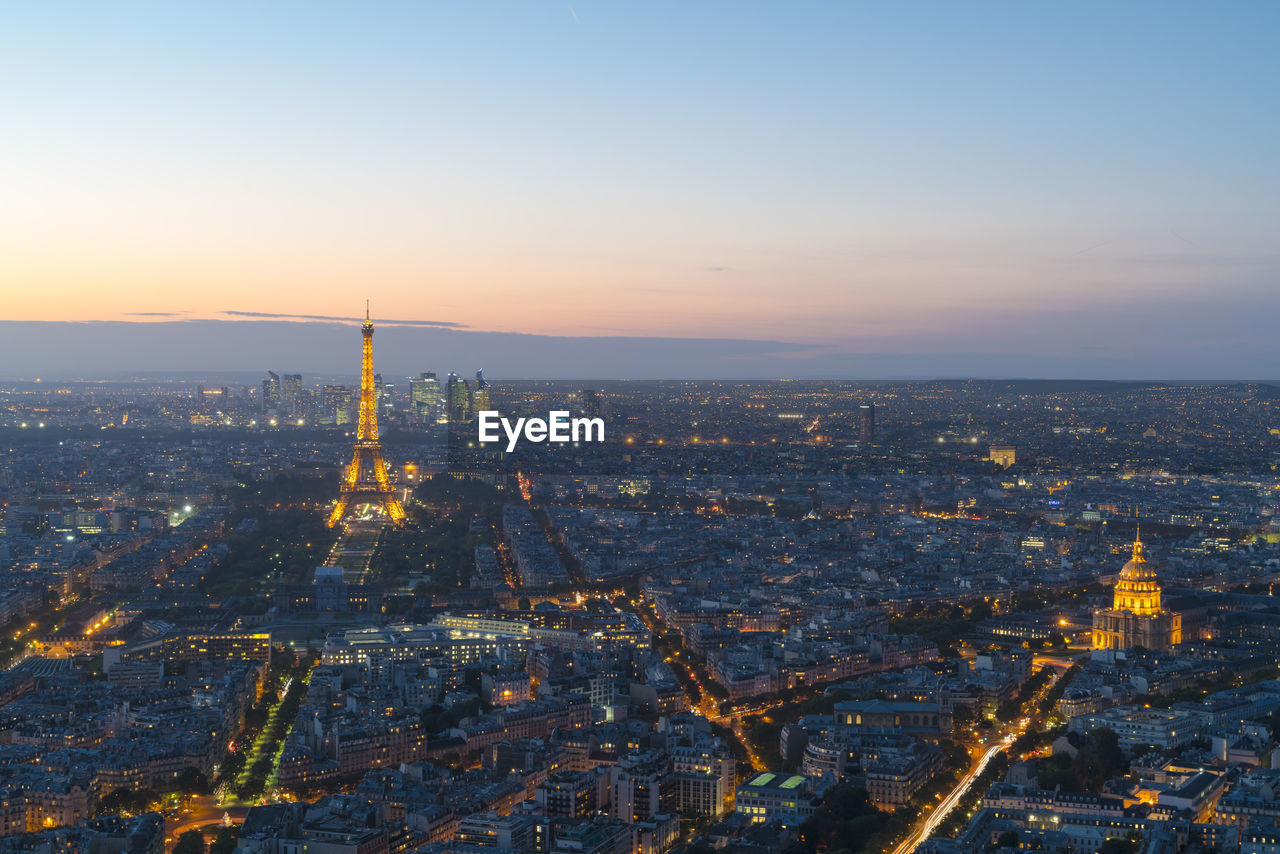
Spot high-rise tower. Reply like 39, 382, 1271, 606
328, 305, 407, 527
471, 369, 492, 414
262, 371, 281, 412
410, 372, 441, 424
446, 372, 470, 424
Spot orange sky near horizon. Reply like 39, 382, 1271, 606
5, 217, 1256, 347
2, 1, 1277, 365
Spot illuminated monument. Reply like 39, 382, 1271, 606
1092, 533, 1180, 651
328, 304, 407, 527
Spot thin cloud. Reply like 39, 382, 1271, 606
127, 311, 188, 317
220, 310, 467, 329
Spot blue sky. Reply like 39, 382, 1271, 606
0, 2, 1277, 377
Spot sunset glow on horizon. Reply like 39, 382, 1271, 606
2, 2, 1278, 376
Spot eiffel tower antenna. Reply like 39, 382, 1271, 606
328, 305, 407, 527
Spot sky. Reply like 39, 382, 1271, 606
1, 2, 1277, 378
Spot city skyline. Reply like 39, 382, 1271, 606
5, 5, 1280, 852
2, 2, 1278, 378
4, 369, 1280, 854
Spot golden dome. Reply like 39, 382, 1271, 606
1113, 534, 1162, 615
1118, 537, 1159, 581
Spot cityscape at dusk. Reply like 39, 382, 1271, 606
3, 3, 1280, 854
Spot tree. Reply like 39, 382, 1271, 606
969, 600, 994, 622
1097, 839, 1137, 854
177, 766, 209, 794
94, 787, 159, 817
517, 597, 531, 611
943, 740, 971, 771
998, 830, 1020, 849
996, 699, 1019, 723
789, 785, 887, 854
173, 830, 206, 854
823, 785, 877, 817
383, 594, 413, 616
1036, 727, 1128, 792
210, 827, 238, 854
1089, 728, 1125, 770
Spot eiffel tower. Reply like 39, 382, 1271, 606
327, 304, 407, 527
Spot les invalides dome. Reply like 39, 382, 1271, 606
1093, 533, 1181, 652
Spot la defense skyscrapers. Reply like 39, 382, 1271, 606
407, 370, 491, 427
328, 305, 407, 526
473, 369, 492, 413
410, 372, 442, 424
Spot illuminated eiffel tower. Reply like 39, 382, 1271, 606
328, 304, 407, 527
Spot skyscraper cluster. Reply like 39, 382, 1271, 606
257, 368, 494, 429
443, 369, 493, 426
